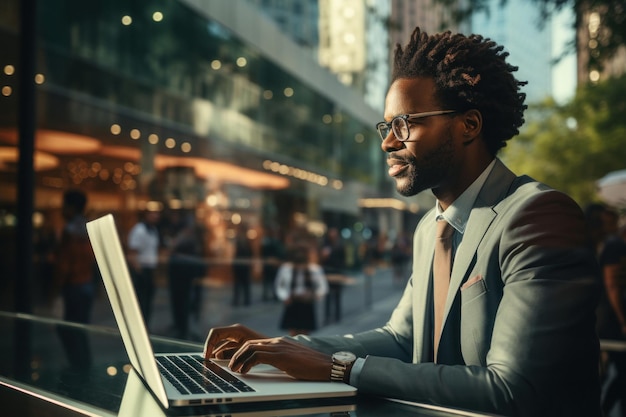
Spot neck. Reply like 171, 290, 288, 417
434, 156, 494, 211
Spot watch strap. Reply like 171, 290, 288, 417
331, 352, 355, 383
331, 362, 348, 382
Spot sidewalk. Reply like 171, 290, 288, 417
89, 266, 405, 343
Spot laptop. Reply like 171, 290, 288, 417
86, 214, 356, 409
119, 367, 356, 417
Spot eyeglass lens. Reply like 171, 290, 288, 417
392, 117, 409, 140
377, 117, 408, 141
377, 123, 389, 140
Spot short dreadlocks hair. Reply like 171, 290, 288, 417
392, 28, 527, 155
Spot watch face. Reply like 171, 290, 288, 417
334, 351, 356, 363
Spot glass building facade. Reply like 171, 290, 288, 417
0, 0, 401, 315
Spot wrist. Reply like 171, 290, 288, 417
331, 351, 356, 383
343, 361, 354, 383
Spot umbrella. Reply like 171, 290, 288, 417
597, 169, 626, 208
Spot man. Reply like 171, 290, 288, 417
586, 204, 626, 416
260, 226, 285, 302
203, 28, 601, 416
319, 227, 347, 324
127, 209, 160, 327
54, 189, 96, 368
165, 210, 206, 340
54, 189, 96, 324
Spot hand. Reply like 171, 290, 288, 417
228, 336, 332, 381
204, 324, 267, 360
203, 324, 332, 381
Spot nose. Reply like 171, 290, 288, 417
381, 131, 403, 153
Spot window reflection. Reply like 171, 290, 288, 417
0, 0, 389, 317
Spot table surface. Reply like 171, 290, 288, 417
0, 311, 502, 417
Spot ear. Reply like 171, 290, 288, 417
459, 109, 482, 145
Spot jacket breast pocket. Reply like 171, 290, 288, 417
460, 275, 488, 365
461, 274, 486, 303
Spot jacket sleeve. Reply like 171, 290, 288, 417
291, 279, 415, 361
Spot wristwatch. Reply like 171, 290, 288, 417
331, 351, 356, 383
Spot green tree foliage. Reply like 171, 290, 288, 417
502, 73, 626, 207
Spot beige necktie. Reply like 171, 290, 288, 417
433, 219, 454, 362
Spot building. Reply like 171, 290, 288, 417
245, 0, 320, 53
251, 0, 390, 114
388, 0, 470, 61
471, 0, 553, 105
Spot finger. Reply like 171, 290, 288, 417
204, 325, 245, 358
237, 350, 281, 374
205, 325, 269, 360
230, 344, 274, 374
208, 339, 241, 360
203, 328, 221, 359
229, 339, 280, 372
214, 347, 238, 360
204, 327, 236, 359
213, 341, 240, 359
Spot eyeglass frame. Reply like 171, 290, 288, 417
375, 110, 457, 142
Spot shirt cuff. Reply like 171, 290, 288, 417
349, 357, 365, 386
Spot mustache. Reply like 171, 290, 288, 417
387, 152, 416, 165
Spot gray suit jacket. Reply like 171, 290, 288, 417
295, 160, 601, 417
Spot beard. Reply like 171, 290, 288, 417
395, 134, 455, 197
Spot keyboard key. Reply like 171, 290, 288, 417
155, 355, 255, 396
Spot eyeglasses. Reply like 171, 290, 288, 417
375, 110, 457, 141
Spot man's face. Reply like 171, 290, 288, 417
145, 211, 160, 225
380, 77, 458, 197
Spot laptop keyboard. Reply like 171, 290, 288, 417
156, 354, 255, 395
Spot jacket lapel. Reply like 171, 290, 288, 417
442, 160, 517, 330
412, 210, 437, 362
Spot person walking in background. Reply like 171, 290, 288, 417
390, 231, 412, 286
320, 227, 346, 324
373, 231, 390, 267
275, 245, 328, 336
204, 28, 601, 416
35, 211, 59, 308
127, 209, 160, 328
165, 210, 206, 340
232, 226, 253, 307
586, 203, 626, 417
54, 189, 96, 368
260, 226, 285, 302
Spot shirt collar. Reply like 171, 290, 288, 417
435, 158, 497, 234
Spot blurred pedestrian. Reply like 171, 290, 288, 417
320, 227, 346, 324
165, 210, 206, 340
275, 245, 328, 336
232, 227, 253, 307
54, 189, 96, 368
127, 209, 160, 327
586, 203, 626, 417
36, 210, 59, 308
390, 231, 412, 286
261, 226, 285, 302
